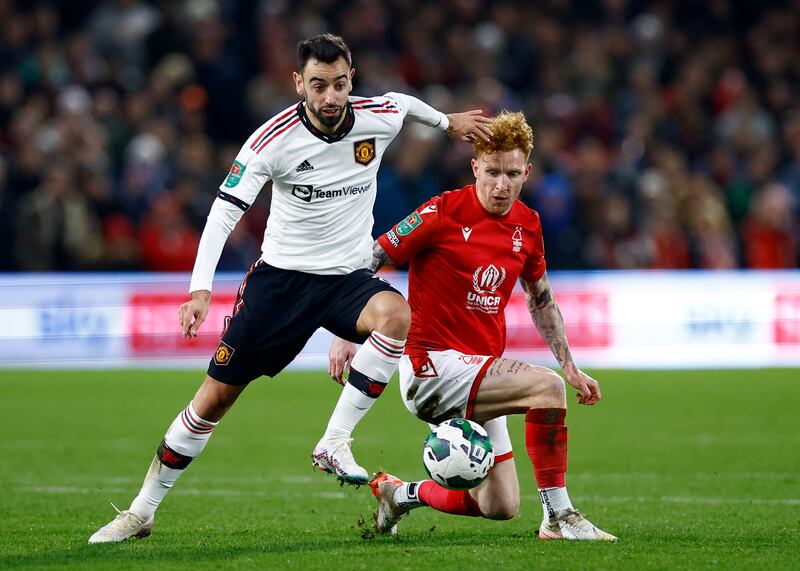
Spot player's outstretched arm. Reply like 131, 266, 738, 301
388, 93, 491, 143
369, 240, 394, 272
446, 110, 493, 143
329, 336, 358, 385
179, 289, 211, 338
521, 273, 602, 405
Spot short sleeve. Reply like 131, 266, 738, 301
520, 215, 546, 282
377, 196, 442, 266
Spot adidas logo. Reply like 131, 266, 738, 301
295, 160, 314, 172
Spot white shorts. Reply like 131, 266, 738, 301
399, 349, 513, 461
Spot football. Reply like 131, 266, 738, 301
422, 418, 495, 490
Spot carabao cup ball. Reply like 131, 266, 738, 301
422, 418, 495, 490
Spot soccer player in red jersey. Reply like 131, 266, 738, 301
329, 111, 617, 541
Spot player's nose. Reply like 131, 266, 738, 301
323, 89, 338, 105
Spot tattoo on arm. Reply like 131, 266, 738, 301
521, 273, 574, 370
369, 241, 393, 272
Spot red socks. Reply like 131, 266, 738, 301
416, 408, 567, 519
525, 408, 568, 488
418, 481, 483, 517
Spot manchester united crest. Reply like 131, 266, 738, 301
353, 138, 376, 165
213, 341, 235, 366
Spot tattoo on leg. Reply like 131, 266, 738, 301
486, 358, 529, 378
506, 360, 530, 375
486, 358, 506, 378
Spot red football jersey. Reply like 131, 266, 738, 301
377, 185, 546, 357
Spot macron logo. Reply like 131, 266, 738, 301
462, 227, 473, 241
419, 204, 437, 215
295, 160, 314, 172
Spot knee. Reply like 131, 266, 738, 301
482, 498, 519, 520
536, 369, 566, 409
374, 297, 411, 337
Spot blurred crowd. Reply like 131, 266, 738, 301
1, 0, 799, 273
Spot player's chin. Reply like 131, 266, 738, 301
491, 198, 510, 211
320, 108, 342, 122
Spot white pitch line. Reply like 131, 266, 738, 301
15, 486, 347, 499
15, 486, 798, 506
523, 494, 800, 506
9, 474, 320, 485
569, 471, 799, 481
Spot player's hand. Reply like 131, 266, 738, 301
446, 110, 493, 143
563, 365, 602, 405
329, 336, 358, 385
179, 290, 211, 338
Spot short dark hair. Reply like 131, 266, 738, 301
296, 34, 352, 71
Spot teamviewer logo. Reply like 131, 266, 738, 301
292, 184, 313, 202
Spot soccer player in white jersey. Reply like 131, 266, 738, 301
329, 112, 616, 541
88, 33, 492, 543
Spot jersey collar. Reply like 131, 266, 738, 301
297, 101, 356, 144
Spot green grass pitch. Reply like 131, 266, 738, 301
1, 369, 798, 570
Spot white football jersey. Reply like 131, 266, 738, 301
189, 92, 448, 292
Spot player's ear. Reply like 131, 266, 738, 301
523, 162, 532, 181
471, 157, 480, 178
292, 71, 304, 97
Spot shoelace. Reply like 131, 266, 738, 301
331, 437, 354, 450
328, 438, 355, 459
109, 502, 143, 524
561, 509, 595, 530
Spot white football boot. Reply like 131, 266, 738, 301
539, 508, 617, 541
88, 504, 154, 544
311, 437, 369, 486
370, 472, 408, 535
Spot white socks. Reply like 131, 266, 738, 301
322, 383, 374, 441
129, 402, 218, 519
539, 486, 574, 521
393, 481, 425, 511
322, 332, 405, 441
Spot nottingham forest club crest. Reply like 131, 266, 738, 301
353, 138, 376, 165
512, 226, 523, 252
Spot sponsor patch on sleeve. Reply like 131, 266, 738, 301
386, 230, 400, 247
396, 212, 423, 236
224, 160, 246, 188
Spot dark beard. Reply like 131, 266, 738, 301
307, 101, 343, 128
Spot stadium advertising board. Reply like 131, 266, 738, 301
0, 271, 798, 369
